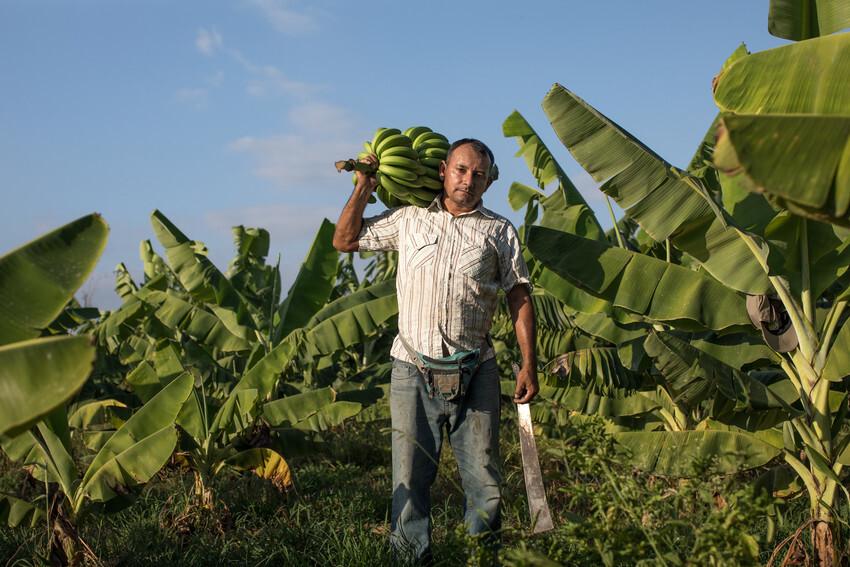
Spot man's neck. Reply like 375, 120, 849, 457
441, 194, 480, 217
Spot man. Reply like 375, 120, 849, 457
333, 138, 538, 562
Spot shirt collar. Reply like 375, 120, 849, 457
428, 193, 495, 219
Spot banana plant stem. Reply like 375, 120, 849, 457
604, 196, 625, 248
785, 451, 819, 511
816, 300, 847, 371
801, 220, 814, 327
733, 227, 817, 359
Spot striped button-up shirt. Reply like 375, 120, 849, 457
358, 195, 531, 364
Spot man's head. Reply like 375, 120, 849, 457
439, 139, 497, 214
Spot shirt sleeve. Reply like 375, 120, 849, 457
497, 221, 532, 293
357, 206, 405, 252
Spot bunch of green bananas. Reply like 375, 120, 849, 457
348, 126, 451, 208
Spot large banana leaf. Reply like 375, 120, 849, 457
548, 347, 642, 396
713, 33, 850, 226
150, 210, 260, 334
645, 332, 794, 414
0, 214, 108, 344
522, 382, 661, 419
689, 334, 779, 370
231, 329, 303, 399
263, 387, 335, 425
276, 219, 339, 341
762, 213, 850, 298
526, 226, 750, 331
303, 279, 398, 356
768, 0, 850, 40
542, 83, 770, 294
533, 264, 616, 316
503, 110, 604, 240
572, 312, 646, 345
74, 373, 193, 509
263, 387, 362, 431
149, 290, 252, 352
0, 336, 96, 437
613, 429, 782, 476
0, 494, 44, 528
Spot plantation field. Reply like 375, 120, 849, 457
5, 412, 833, 566
3, 3, 850, 565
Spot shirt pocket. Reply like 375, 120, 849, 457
459, 236, 497, 282
406, 232, 438, 270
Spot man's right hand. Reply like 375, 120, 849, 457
355, 154, 379, 194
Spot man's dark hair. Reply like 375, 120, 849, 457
445, 138, 499, 181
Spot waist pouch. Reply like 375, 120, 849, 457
417, 350, 480, 402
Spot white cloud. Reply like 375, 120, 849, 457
229, 51, 316, 98
229, 102, 362, 191
195, 27, 223, 56
246, 0, 317, 34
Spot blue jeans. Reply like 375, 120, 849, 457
390, 357, 502, 561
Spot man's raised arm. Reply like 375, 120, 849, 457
333, 154, 377, 252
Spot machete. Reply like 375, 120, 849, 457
513, 362, 554, 534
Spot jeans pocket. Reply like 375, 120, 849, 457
391, 360, 420, 382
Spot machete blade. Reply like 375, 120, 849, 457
513, 363, 554, 534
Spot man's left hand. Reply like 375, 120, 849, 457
513, 366, 539, 404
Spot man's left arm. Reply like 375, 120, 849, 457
507, 284, 538, 403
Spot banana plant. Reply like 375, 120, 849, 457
94, 210, 398, 508
526, 31, 850, 564
497, 108, 790, 482
2, 375, 193, 563
0, 214, 108, 437
710, 33, 850, 565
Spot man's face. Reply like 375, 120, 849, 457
439, 143, 493, 213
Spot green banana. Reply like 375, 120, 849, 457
416, 139, 450, 151
363, 141, 373, 154
389, 174, 423, 188
413, 131, 449, 147
421, 167, 441, 181
378, 163, 418, 182
379, 145, 419, 159
371, 128, 401, 151
419, 147, 448, 159
375, 134, 413, 156
404, 126, 432, 140
408, 194, 433, 207
420, 157, 444, 168
419, 175, 443, 190
377, 172, 411, 198
407, 184, 439, 202
377, 184, 404, 208
378, 155, 420, 170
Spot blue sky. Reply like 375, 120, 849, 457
1, 0, 786, 308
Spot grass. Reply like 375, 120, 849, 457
1, 410, 845, 566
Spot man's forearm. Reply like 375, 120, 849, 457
507, 284, 538, 403
333, 184, 373, 252
508, 285, 537, 370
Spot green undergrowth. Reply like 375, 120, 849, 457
2, 411, 843, 566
